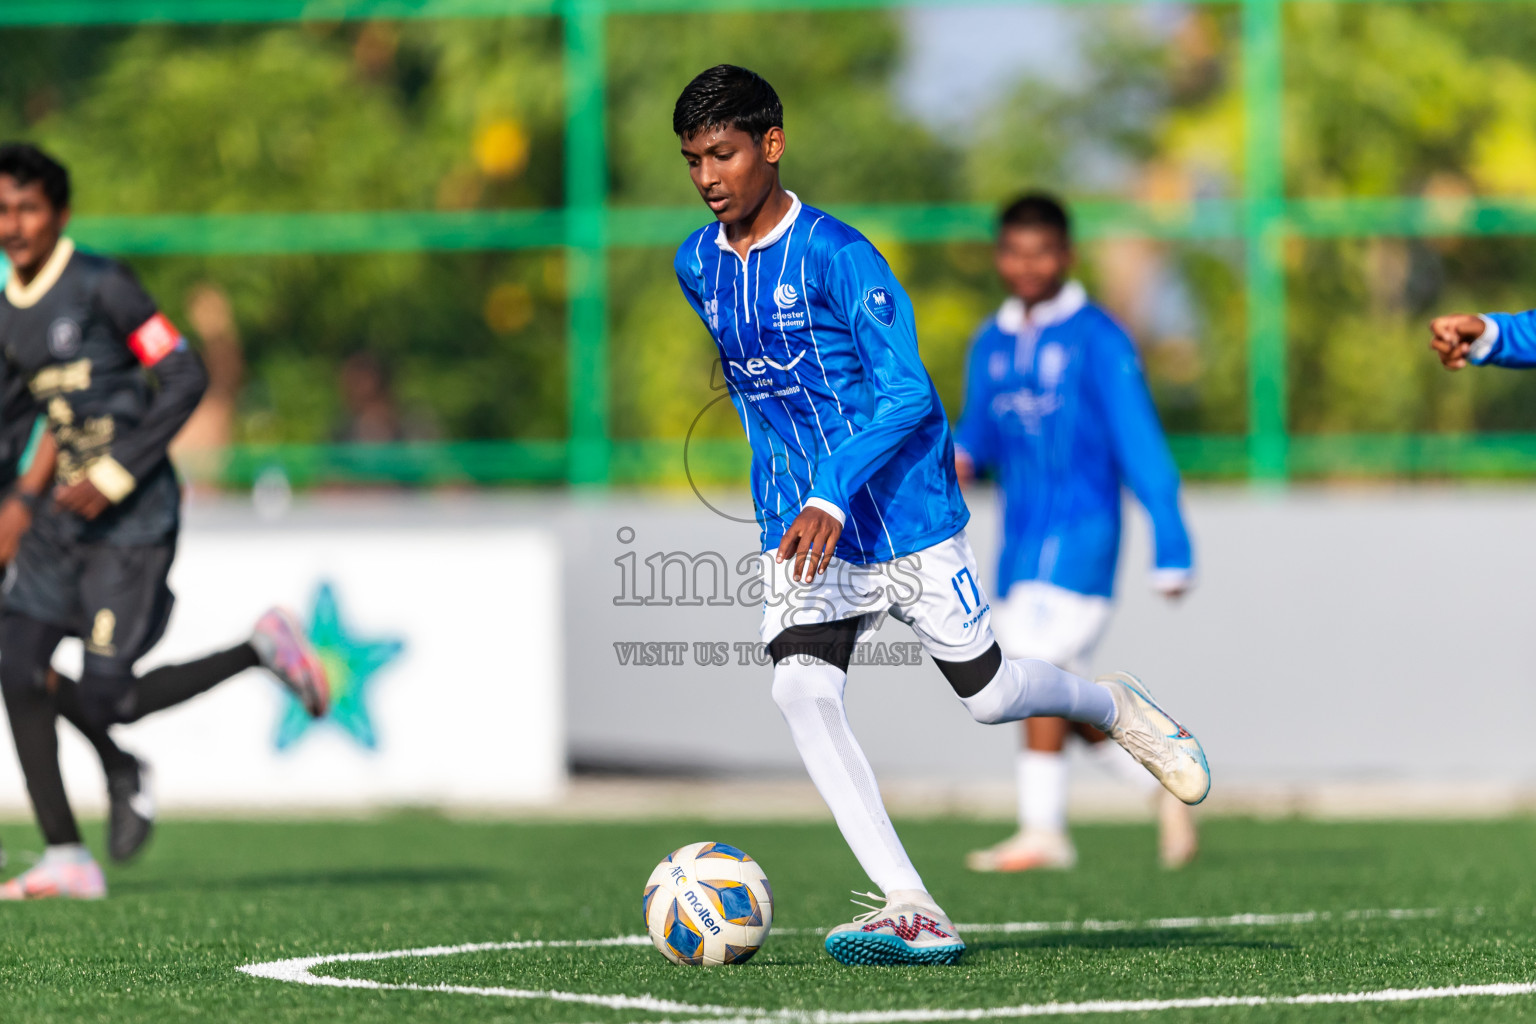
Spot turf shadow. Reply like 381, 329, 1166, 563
111, 865, 501, 894
964, 929, 1298, 954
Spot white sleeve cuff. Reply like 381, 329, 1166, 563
1151, 567, 1194, 594
86, 456, 137, 504
1468, 315, 1500, 363
804, 497, 846, 526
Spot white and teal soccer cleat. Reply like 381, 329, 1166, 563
824, 892, 966, 966
1100, 671, 1210, 805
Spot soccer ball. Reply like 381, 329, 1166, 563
643, 841, 773, 965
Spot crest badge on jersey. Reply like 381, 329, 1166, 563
863, 286, 896, 327
1038, 342, 1068, 390
47, 318, 82, 359
773, 283, 799, 309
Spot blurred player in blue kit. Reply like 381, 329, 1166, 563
670, 65, 1211, 966
955, 195, 1199, 874
0, 143, 331, 899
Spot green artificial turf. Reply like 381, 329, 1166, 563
2, 815, 1535, 1023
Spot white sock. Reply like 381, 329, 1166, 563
961, 657, 1117, 730
771, 658, 925, 894
1018, 750, 1069, 834
42, 843, 92, 866
886, 887, 945, 915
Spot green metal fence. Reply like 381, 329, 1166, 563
6, 0, 1535, 487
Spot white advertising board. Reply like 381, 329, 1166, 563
0, 524, 564, 814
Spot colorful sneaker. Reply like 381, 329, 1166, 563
824, 891, 966, 966
1158, 790, 1199, 869
0, 855, 106, 900
966, 829, 1077, 872
107, 755, 155, 864
252, 608, 330, 718
1100, 671, 1210, 805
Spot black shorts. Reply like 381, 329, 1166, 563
3, 519, 176, 676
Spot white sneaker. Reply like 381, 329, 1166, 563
0, 855, 106, 900
1158, 791, 1199, 869
824, 891, 966, 966
966, 829, 1077, 872
1099, 671, 1210, 805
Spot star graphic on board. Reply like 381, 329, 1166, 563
273, 582, 405, 752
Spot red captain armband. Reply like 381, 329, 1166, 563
127, 312, 186, 367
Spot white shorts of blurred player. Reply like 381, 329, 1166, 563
989, 581, 1112, 678
757, 529, 996, 663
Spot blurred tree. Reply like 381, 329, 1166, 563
6, 4, 1536, 474
954, 8, 1247, 436
7, 21, 568, 445
1284, 2, 1536, 438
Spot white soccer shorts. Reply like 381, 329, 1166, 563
758, 529, 997, 663
989, 580, 1112, 677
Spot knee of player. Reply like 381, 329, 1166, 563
934, 643, 1004, 718
79, 666, 136, 725
965, 699, 1009, 725
769, 656, 845, 711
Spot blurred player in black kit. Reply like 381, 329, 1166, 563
0, 143, 331, 899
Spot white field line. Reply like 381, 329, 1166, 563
238, 907, 1512, 1020
587, 983, 1536, 1023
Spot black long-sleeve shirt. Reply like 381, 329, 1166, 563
0, 238, 207, 544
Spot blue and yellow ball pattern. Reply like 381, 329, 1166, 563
643, 841, 773, 966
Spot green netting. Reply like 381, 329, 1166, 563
4, 0, 1527, 485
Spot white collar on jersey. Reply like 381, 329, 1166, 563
4, 236, 76, 310
995, 279, 1087, 335
714, 191, 803, 259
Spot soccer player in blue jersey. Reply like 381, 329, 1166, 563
671, 65, 1211, 966
955, 195, 1198, 875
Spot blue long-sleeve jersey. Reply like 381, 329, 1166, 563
674, 194, 969, 564
1469, 310, 1536, 368
955, 286, 1193, 599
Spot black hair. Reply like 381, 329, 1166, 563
999, 192, 1070, 242
0, 142, 70, 212
673, 64, 783, 142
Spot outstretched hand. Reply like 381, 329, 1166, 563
54, 478, 111, 520
777, 506, 843, 584
954, 451, 975, 486
1429, 314, 1487, 370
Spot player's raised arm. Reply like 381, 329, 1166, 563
779, 242, 936, 581
55, 264, 209, 518
801, 242, 935, 519
1092, 321, 1194, 596
1430, 309, 1536, 370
